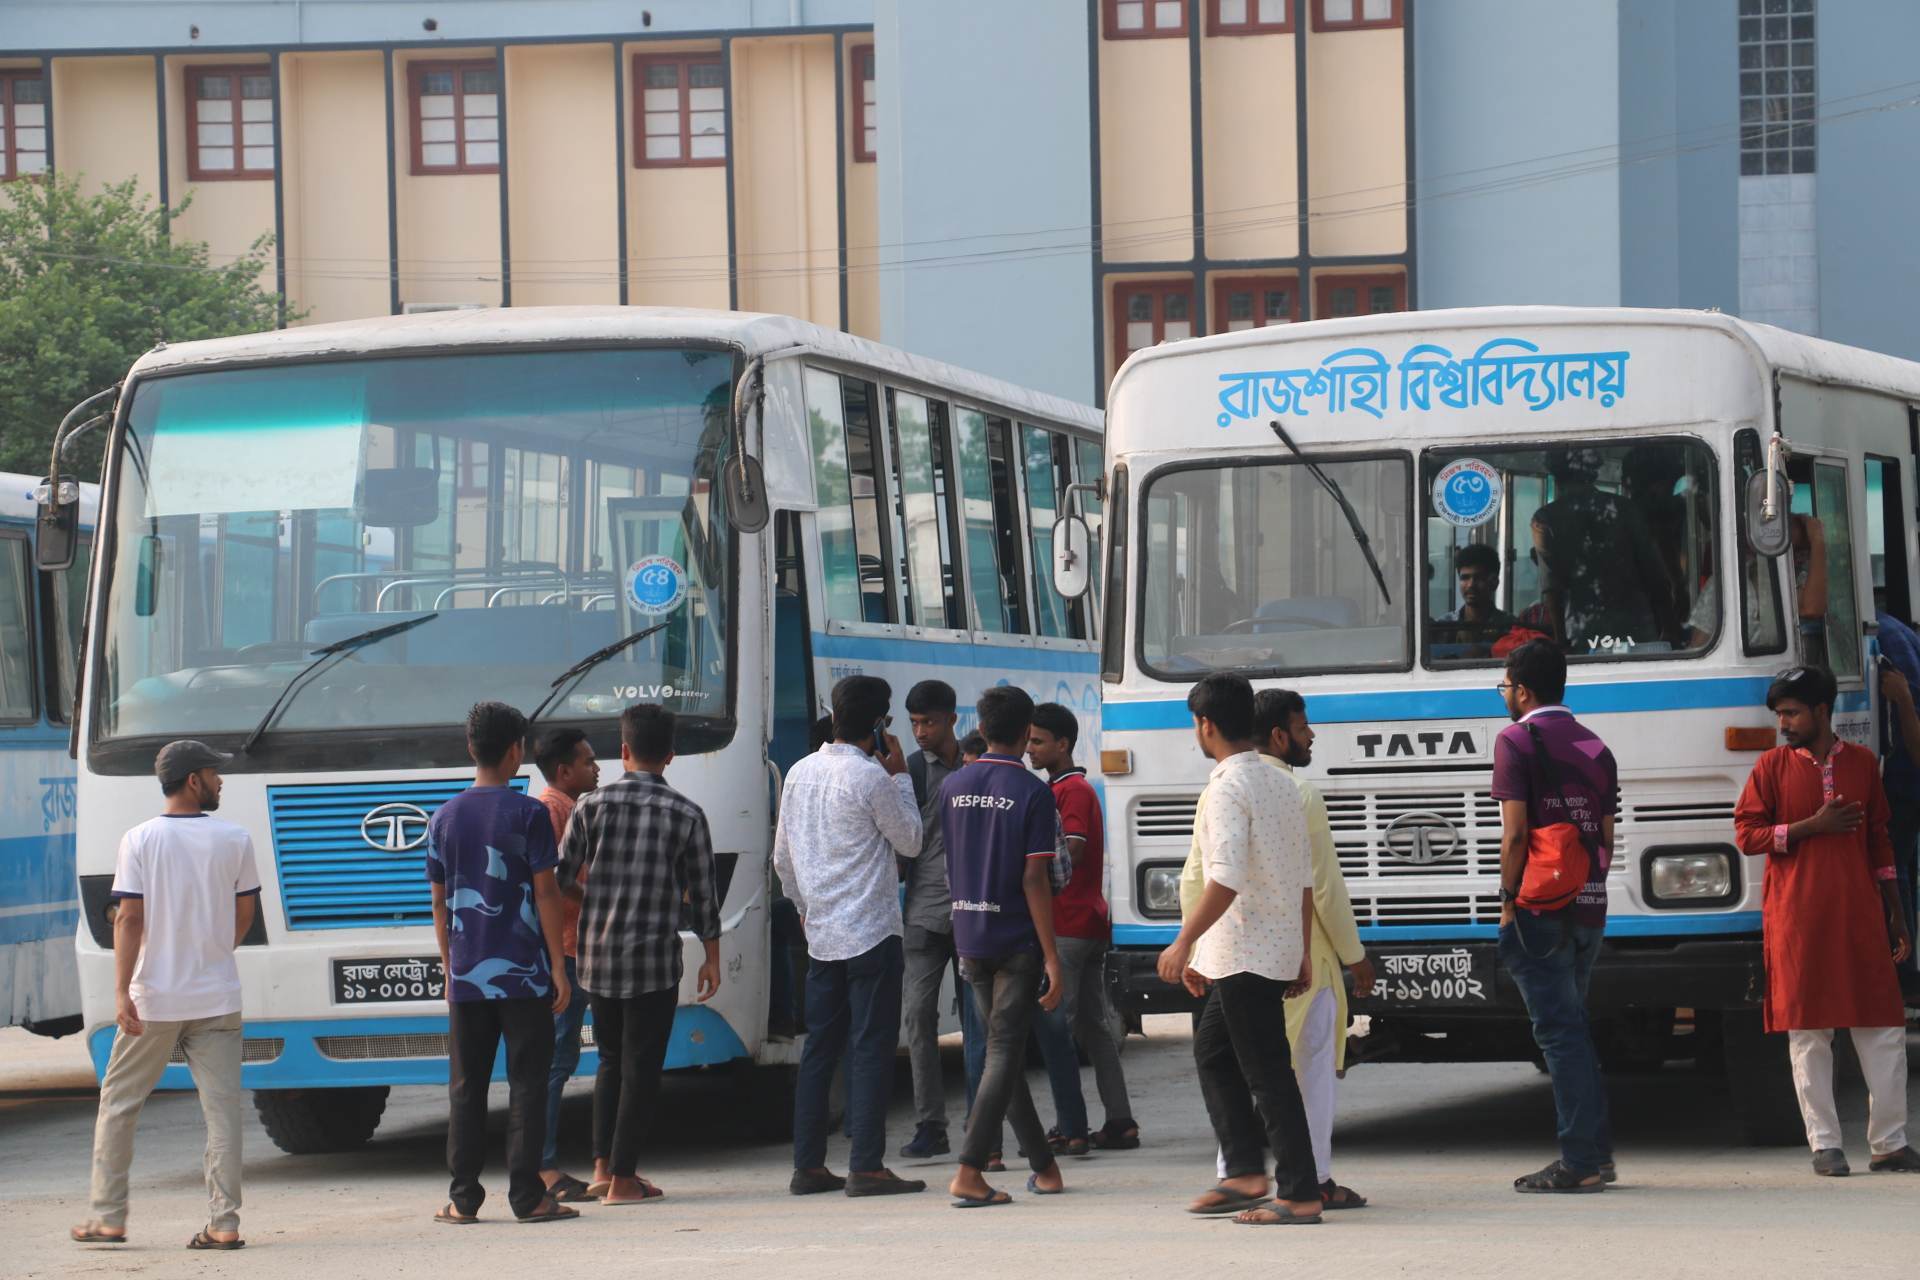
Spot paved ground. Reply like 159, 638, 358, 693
3, 1019, 1916, 1279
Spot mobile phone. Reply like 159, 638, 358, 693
872, 717, 891, 758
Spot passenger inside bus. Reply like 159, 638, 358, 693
1428, 544, 1516, 658
1529, 447, 1680, 654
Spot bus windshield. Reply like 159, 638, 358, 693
1139, 456, 1412, 678
94, 346, 736, 764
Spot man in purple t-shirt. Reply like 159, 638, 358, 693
1492, 639, 1618, 1195
939, 685, 1066, 1207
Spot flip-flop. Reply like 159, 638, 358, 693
584, 1180, 612, 1198
1235, 1203, 1323, 1226
69, 1226, 128, 1245
1026, 1174, 1064, 1196
187, 1230, 247, 1250
952, 1188, 1013, 1208
434, 1204, 479, 1226
1188, 1185, 1270, 1216
1322, 1182, 1369, 1210
602, 1179, 666, 1206
547, 1173, 595, 1202
516, 1198, 581, 1224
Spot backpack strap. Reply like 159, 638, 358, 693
908, 751, 929, 811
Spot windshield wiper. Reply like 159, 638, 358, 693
525, 622, 671, 729
1268, 419, 1393, 607
240, 613, 441, 755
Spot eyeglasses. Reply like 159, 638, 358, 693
1496, 682, 1516, 693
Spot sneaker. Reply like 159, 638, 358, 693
1812, 1148, 1850, 1177
790, 1168, 848, 1195
899, 1124, 950, 1159
845, 1168, 928, 1197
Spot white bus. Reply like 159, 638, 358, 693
40, 307, 1102, 1152
1, 471, 95, 1035
1085, 306, 1920, 1141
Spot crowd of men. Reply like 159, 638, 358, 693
64, 639, 1920, 1246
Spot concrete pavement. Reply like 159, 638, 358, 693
2, 1019, 1915, 1279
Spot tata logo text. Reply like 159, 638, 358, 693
1355, 730, 1480, 760
1381, 812, 1463, 866
361, 803, 431, 853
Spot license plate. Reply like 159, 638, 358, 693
332, 957, 444, 1004
1371, 947, 1494, 1008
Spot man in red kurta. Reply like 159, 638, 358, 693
1734, 665, 1917, 1176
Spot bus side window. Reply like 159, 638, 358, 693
805, 367, 897, 626
1734, 429, 1786, 656
1074, 436, 1103, 627
1023, 423, 1084, 640
1812, 461, 1862, 680
44, 535, 91, 723
0, 532, 36, 722
985, 416, 1032, 635
887, 390, 964, 630
1866, 455, 1912, 622
953, 408, 1023, 635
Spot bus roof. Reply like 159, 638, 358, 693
1113, 305, 1920, 407
0, 471, 98, 524
124, 306, 1103, 435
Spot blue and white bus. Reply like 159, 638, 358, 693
1089, 306, 1920, 1141
2, 471, 95, 1036
42, 307, 1101, 1151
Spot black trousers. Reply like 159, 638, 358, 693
1193, 973, 1320, 1203
589, 987, 678, 1177
957, 950, 1053, 1175
447, 996, 554, 1218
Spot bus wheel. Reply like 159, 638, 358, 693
1721, 1010, 1802, 1146
254, 1086, 389, 1154
732, 1063, 799, 1142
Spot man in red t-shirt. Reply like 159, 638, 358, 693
1027, 704, 1137, 1154
533, 728, 600, 1200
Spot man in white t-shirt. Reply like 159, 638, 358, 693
71, 740, 262, 1252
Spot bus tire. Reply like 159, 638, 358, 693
1721, 1010, 1802, 1146
254, 1086, 389, 1154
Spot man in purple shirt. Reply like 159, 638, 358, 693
1493, 639, 1618, 1195
939, 686, 1066, 1207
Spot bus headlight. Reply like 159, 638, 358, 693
1643, 846, 1739, 908
1137, 863, 1185, 919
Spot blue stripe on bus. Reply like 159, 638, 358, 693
1111, 910, 1763, 948
87, 1002, 749, 1091
810, 631, 1097, 674
1104, 679, 1869, 730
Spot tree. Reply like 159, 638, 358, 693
0, 173, 286, 479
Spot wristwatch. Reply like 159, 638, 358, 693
1498, 887, 1518, 905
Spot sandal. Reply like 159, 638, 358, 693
985, 1152, 1006, 1173
1026, 1173, 1064, 1196
516, 1196, 581, 1224
1321, 1180, 1369, 1209
546, 1173, 595, 1202
1234, 1202, 1323, 1226
187, 1229, 246, 1250
602, 1177, 665, 1205
1189, 1184, 1271, 1216
69, 1224, 128, 1245
434, 1203, 479, 1226
1513, 1161, 1605, 1194
951, 1187, 1013, 1208
1090, 1120, 1141, 1151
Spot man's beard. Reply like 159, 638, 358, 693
1281, 740, 1311, 768
200, 791, 221, 812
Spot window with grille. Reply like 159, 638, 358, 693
0, 72, 47, 181
1314, 0, 1401, 30
410, 61, 500, 175
1114, 281, 1196, 372
853, 45, 876, 163
1738, 0, 1814, 176
188, 67, 275, 181
1214, 276, 1298, 332
1106, 0, 1189, 39
1315, 273, 1404, 319
636, 55, 726, 168
1209, 0, 1292, 35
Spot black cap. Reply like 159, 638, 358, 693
155, 740, 233, 787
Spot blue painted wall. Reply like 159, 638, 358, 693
874, 0, 1095, 404
1813, 0, 1920, 360
1414, 0, 1623, 310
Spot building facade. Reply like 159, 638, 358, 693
4, 1, 1915, 406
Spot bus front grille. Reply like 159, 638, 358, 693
315, 1033, 450, 1060
169, 1037, 284, 1064
266, 777, 526, 930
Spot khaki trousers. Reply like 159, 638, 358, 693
89, 1010, 244, 1231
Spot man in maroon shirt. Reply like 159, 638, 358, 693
1027, 704, 1137, 1154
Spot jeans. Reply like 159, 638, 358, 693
770, 896, 807, 1029
1498, 911, 1614, 1175
961, 975, 985, 1115
902, 924, 956, 1130
1038, 936, 1133, 1136
1033, 998, 1088, 1140
589, 987, 677, 1177
957, 950, 1053, 1174
448, 996, 554, 1218
793, 936, 905, 1174
1889, 796, 1919, 976
89, 1011, 243, 1232
1193, 973, 1320, 1204
542, 956, 589, 1169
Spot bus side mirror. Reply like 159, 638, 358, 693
724, 454, 770, 534
33, 477, 80, 571
1744, 470, 1791, 557
1051, 514, 1092, 601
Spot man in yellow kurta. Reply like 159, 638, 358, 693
1181, 689, 1374, 1208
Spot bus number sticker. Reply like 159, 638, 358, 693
1432, 459, 1502, 528
626, 555, 687, 615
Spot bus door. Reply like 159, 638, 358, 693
1783, 448, 1868, 735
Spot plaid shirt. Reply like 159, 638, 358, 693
558, 770, 720, 999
